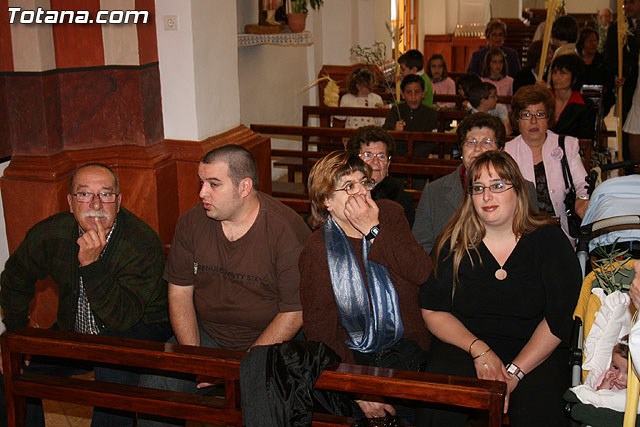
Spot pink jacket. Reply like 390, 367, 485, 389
504, 131, 588, 239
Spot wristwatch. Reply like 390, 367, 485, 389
365, 225, 380, 241
506, 363, 525, 380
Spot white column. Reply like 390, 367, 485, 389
156, 0, 240, 140
9, 0, 56, 72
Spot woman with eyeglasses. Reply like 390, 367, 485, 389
300, 151, 432, 421
420, 151, 581, 426
505, 85, 589, 240
346, 126, 414, 226
413, 113, 537, 254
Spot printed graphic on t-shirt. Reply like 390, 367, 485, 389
193, 262, 272, 287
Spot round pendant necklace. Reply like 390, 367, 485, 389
495, 265, 507, 280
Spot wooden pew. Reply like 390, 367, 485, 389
314, 64, 513, 108
1, 327, 507, 427
252, 124, 461, 198
433, 94, 512, 109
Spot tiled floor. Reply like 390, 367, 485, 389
44, 400, 217, 427
43, 399, 92, 427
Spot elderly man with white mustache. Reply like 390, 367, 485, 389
0, 163, 171, 427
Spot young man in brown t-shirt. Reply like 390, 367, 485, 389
138, 145, 310, 426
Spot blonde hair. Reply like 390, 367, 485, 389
433, 151, 556, 287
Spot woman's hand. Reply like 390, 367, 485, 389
344, 193, 380, 237
615, 77, 625, 88
502, 374, 520, 413
394, 121, 406, 131
575, 198, 589, 219
357, 400, 396, 418
472, 344, 509, 383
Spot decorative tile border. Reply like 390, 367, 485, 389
238, 31, 312, 47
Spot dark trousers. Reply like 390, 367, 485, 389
0, 321, 172, 427
418, 338, 571, 427
350, 339, 432, 427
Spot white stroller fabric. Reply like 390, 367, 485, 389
571, 290, 637, 412
632, 318, 640, 379
581, 175, 640, 253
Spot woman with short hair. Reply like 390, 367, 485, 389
300, 151, 431, 421
548, 54, 596, 139
506, 84, 589, 240
345, 126, 414, 226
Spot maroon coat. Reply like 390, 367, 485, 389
299, 200, 432, 364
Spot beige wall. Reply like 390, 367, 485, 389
522, 0, 615, 14
156, 0, 240, 141
490, 0, 519, 19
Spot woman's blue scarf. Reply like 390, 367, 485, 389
322, 217, 404, 353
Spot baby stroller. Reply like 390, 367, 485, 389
565, 175, 640, 426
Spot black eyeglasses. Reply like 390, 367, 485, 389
71, 192, 118, 203
467, 182, 513, 195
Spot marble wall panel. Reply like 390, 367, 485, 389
0, 0, 14, 72
50, 0, 104, 68
5, 72, 62, 156
3, 65, 164, 155
140, 63, 163, 145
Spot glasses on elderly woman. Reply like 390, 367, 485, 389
360, 152, 390, 163
462, 138, 497, 148
334, 178, 376, 195
518, 111, 548, 120
467, 181, 513, 195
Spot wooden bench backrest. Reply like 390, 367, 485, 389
1, 328, 506, 427
301, 105, 471, 134
255, 122, 592, 212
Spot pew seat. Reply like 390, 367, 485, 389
1, 327, 507, 427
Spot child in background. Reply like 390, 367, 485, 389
397, 49, 434, 107
467, 81, 512, 135
596, 337, 629, 391
383, 74, 439, 157
455, 72, 482, 110
481, 48, 513, 98
337, 68, 385, 128
427, 54, 456, 108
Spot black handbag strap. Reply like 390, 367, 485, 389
558, 135, 575, 192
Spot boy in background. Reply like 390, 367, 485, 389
467, 81, 512, 135
397, 49, 434, 107
383, 74, 439, 157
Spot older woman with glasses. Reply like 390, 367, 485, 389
346, 126, 414, 226
506, 85, 589, 241
420, 151, 581, 426
300, 151, 432, 421
413, 113, 537, 254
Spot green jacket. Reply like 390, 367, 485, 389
0, 207, 168, 333
420, 73, 434, 107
